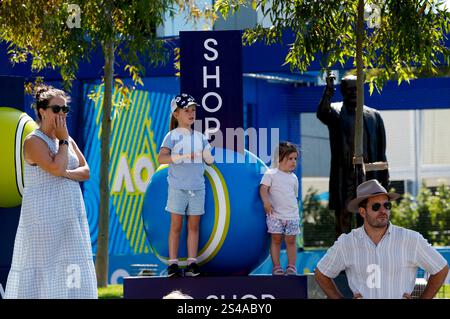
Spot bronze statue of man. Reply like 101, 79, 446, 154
317, 74, 389, 237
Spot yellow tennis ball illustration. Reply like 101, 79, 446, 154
0, 107, 38, 208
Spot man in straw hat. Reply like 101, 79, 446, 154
314, 179, 449, 299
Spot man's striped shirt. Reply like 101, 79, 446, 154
317, 223, 447, 299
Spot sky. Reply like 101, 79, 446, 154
444, 0, 450, 10
441, 0, 450, 10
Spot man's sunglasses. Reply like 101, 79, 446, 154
371, 202, 392, 212
47, 105, 70, 114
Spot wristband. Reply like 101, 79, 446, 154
59, 139, 69, 146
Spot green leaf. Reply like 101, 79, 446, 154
217, 0, 450, 90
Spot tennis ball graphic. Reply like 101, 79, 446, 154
0, 107, 38, 208
142, 148, 270, 275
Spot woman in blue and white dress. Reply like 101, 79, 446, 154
5, 85, 97, 299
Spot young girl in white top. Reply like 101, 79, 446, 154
158, 93, 214, 277
260, 142, 300, 276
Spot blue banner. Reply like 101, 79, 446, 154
180, 30, 243, 149
0, 76, 24, 111
124, 275, 308, 299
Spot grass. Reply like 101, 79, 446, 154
98, 284, 123, 299
436, 284, 450, 299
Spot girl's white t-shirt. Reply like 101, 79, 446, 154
260, 168, 299, 220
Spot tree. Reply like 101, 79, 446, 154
302, 187, 335, 247
390, 183, 450, 246
216, 0, 450, 220
0, 0, 214, 287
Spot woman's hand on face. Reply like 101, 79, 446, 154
55, 115, 69, 140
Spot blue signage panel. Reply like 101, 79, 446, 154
180, 30, 243, 149
0, 206, 21, 299
124, 275, 307, 299
0, 76, 24, 111
0, 76, 25, 299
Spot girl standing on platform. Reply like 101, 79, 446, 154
158, 93, 214, 278
260, 142, 300, 276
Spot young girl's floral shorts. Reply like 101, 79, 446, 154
266, 215, 300, 235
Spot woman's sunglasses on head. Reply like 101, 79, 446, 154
47, 105, 70, 114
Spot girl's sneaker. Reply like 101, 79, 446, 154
272, 266, 285, 276
285, 265, 297, 276
185, 263, 201, 277
167, 264, 181, 277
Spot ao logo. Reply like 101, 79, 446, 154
0, 107, 38, 207
112, 155, 154, 193
142, 148, 269, 275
